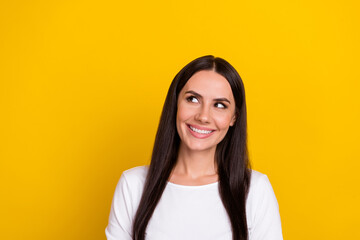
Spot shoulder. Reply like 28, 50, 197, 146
114, 165, 149, 197
249, 169, 271, 190
106, 166, 149, 238
111, 166, 149, 213
246, 170, 283, 239
247, 169, 280, 216
248, 169, 278, 203
122, 165, 149, 184
247, 169, 282, 238
117, 165, 149, 195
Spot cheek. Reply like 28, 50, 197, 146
215, 114, 234, 129
176, 104, 185, 122
176, 104, 189, 135
176, 102, 193, 122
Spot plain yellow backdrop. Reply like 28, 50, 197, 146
1, 0, 359, 239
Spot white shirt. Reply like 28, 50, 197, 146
105, 166, 283, 240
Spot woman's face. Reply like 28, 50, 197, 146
176, 70, 236, 153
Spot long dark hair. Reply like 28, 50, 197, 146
132, 55, 251, 240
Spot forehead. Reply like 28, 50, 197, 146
181, 70, 234, 100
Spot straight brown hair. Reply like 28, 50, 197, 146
132, 55, 251, 240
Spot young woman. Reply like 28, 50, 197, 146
105, 55, 283, 240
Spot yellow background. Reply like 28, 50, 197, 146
1, 0, 359, 239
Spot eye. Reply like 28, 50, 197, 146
186, 96, 199, 103
215, 102, 227, 109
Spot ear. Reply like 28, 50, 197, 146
230, 114, 236, 127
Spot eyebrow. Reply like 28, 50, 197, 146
184, 90, 231, 104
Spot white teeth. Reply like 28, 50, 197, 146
189, 125, 213, 134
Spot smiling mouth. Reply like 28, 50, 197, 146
187, 124, 215, 134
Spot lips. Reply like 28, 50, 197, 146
186, 124, 216, 139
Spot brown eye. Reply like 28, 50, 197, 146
186, 96, 199, 103
215, 102, 227, 109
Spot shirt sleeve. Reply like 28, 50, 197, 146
105, 173, 134, 240
249, 174, 283, 240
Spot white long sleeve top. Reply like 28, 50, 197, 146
105, 166, 283, 240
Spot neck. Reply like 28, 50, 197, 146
173, 142, 217, 179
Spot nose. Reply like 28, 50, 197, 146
195, 105, 210, 123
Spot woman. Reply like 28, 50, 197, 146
105, 55, 283, 240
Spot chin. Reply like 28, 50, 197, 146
184, 141, 217, 152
